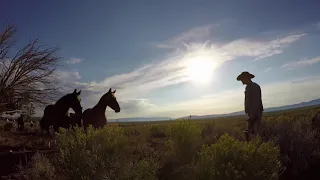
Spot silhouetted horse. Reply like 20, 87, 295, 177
40, 89, 82, 133
82, 88, 120, 131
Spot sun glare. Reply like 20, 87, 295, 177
186, 57, 216, 84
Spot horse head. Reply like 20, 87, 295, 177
104, 88, 120, 113
69, 89, 83, 115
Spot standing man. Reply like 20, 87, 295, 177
237, 71, 264, 137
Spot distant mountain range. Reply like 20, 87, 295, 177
261, 98, 320, 112
178, 98, 320, 120
110, 98, 320, 122
109, 117, 171, 122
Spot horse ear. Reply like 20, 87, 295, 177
108, 88, 112, 93
73, 89, 77, 94
77, 90, 81, 95
112, 90, 116, 93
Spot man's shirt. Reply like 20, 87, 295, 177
245, 82, 264, 116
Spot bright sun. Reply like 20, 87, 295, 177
186, 57, 215, 84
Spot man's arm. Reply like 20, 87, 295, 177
248, 83, 262, 114
245, 86, 250, 114
257, 84, 264, 112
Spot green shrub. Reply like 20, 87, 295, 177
132, 143, 157, 160
195, 134, 281, 180
149, 124, 166, 138
201, 121, 216, 138
117, 157, 160, 180
18, 153, 59, 180
167, 120, 202, 162
55, 126, 128, 180
201, 121, 245, 145
93, 125, 128, 158
260, 118, 320, 177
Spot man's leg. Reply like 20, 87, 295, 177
248, 117, 254, 134
243, 117, 254, 142
252, 112, 262, 136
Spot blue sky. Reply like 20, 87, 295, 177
2, 0, 320, 118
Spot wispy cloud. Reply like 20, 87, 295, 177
156, 25, 306, 62
55, 71, 81, 83
264, 67, 273, 72
317, 22, 320, 30
65, 58, 83, 64
220, 33, 306, 61
290, 75, 320, 84
282, 56, 320, 70
155, 24, 218, 49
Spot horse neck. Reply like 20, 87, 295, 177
54, 96, 70, 115
93, 94, 109, 112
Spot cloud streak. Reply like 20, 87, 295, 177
282, 56, 320, 70
156, 24, 218, 49
264, 67, 273, 72
65, 58, 83, 64
220, 33, 306, 61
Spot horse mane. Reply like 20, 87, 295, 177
53, 93, 76, 116
55, 93, 71, 106
94, 92, 110, 109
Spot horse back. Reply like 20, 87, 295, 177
40, 104, 55, 131
83, 108, 92, 117
82, 108, 92, 121
82, 108, 92, 127
43, 104, 55, 115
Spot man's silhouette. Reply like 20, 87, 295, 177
237, 71, 264, 136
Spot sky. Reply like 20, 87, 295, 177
1, 0, 320, 119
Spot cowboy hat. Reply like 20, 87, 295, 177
237, 71, 255, 81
